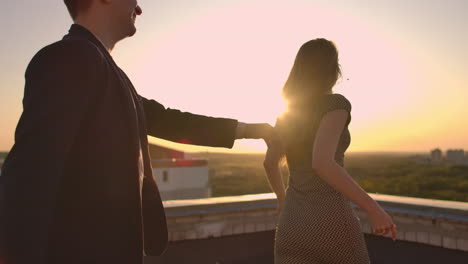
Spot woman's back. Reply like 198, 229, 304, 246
278, 93, 351, 167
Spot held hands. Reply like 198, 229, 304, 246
237, 123, 274, 142
367, 207, 397, 241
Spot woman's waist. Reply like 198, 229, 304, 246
287, 169, 340, 195
283, 186, 352, 212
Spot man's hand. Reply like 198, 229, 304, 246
236, 122, 273, 142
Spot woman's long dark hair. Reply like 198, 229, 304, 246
283, 38, 341, 106
275, 38, 342, 160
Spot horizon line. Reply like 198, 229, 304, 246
0, 150, 445, 155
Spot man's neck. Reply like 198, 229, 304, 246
74, 19, 118, 53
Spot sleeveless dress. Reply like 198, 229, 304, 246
274, 93, 370, 264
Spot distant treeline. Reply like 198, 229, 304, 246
350, 161, 468, 202
191, 152, 468, 203
2, 151, 466, 202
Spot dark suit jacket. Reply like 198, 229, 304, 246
0, 24, 238, 264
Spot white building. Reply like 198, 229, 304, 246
446, 149, 465, 164
152, 159, 211, 201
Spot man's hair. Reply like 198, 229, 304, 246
63, 0, 93, 19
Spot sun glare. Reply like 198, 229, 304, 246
117, 1, 467, 153
128, 2, 414, 153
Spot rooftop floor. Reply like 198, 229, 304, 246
145, 231, 468, 264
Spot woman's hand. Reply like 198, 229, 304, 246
367, 207, 397, 241
276, 195, 285, 216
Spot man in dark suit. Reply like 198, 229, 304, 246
0, 1, 272, 263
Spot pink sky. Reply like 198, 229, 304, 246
0, 0, 467, 153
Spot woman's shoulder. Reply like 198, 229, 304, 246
322, 93, 351, 113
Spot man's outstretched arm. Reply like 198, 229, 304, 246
140, 96, 272, 148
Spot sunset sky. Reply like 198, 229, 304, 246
0, 0, 467, 153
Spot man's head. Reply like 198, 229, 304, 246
64, 0, 93, 20
64, 0, 142, 40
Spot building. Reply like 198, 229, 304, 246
148, 143, 211, 201
152, 159, 211, 200
446, 149, 465, 164
430, 148, 443, 164
149, 143, 185, 160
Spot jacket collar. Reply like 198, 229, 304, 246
64, 24, 109, 55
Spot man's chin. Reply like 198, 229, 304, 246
126, 26, 137, 37
128, 29, 137, 37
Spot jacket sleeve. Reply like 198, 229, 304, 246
2, 41, 104, 264
140, 96, 238, 148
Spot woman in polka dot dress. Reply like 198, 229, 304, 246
263, 39, 397, 264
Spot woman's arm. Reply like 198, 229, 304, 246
312, 110, 396, 239
263, 137, 286, 214
312, 110, 378, 211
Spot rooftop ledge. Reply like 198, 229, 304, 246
160, 193, 468, 254
163, 193, 468, 220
